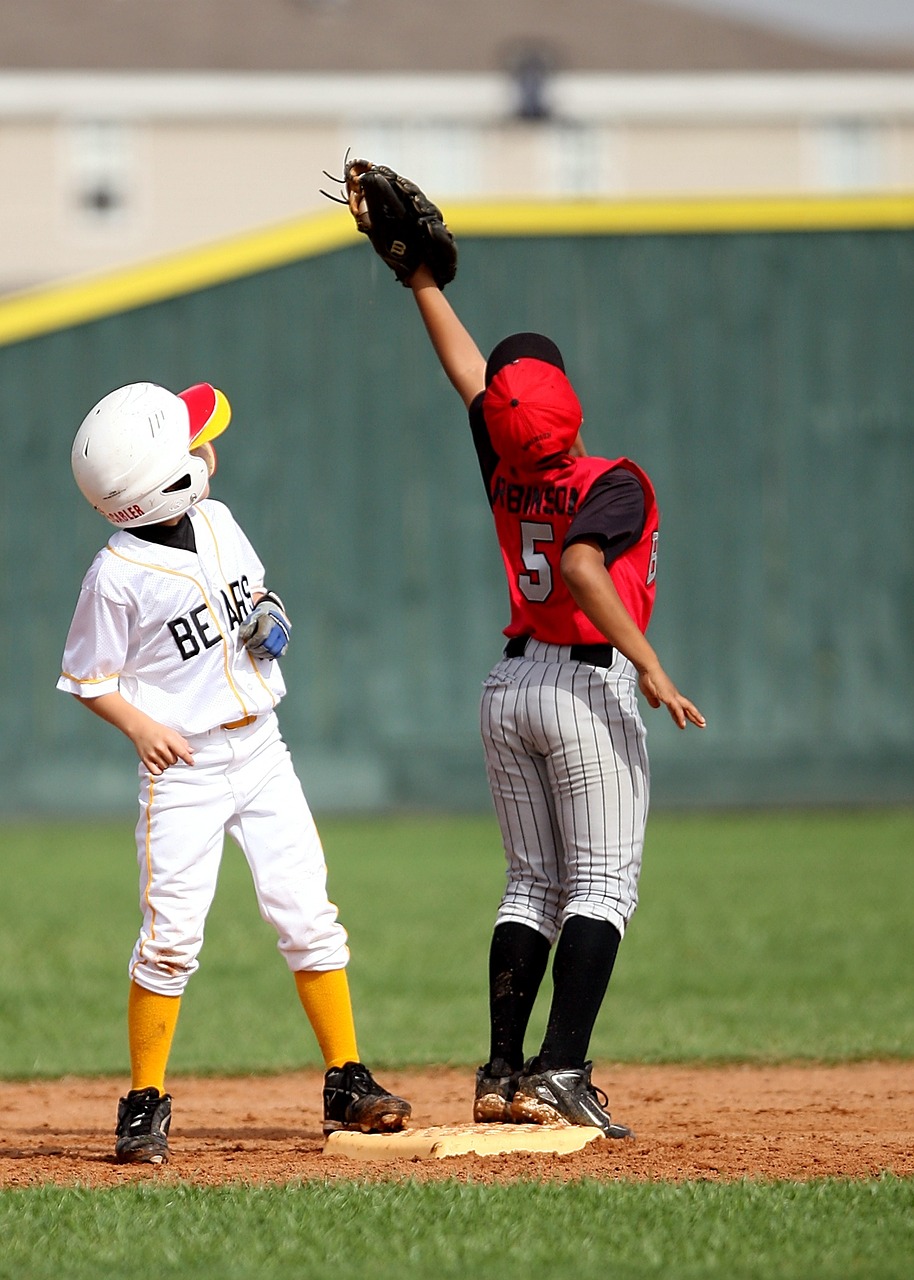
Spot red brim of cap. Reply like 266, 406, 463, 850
179, 383, 232, 446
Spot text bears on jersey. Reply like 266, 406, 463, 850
167, 577, 255, 662
491, 478, 582, 517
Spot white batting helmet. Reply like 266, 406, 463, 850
71, 381, 231, 528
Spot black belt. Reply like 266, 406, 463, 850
504, 635, 615, 667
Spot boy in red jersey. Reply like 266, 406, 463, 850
405, 263, 705, 1138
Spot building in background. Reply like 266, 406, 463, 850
1, 0, 914, 293
2, 2, 912, 816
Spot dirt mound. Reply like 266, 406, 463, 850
3, 1061, 912, 1186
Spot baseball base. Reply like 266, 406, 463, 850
324, 1122, 605, 1161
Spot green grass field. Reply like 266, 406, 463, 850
1, 808, 912, 1278
2, 1178, 913, 1280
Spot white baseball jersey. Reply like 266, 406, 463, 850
57, 498, 349, 995
57, 499, 285, 733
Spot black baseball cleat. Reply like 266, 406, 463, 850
508, 1060, 634, 1139
115, 1087, 172, 1164
473, 1058, 520, 1123
322, 1061, 412, 1135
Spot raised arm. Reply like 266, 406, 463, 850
408, 265, 587, 456
409, 265, 486, 408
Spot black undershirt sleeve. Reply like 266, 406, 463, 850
564, 467, 645, 565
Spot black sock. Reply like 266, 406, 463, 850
487, 922, 551, 1071
536, 916, 621, 1071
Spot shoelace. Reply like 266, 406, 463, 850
125, 1092, 163, 1130
338, 1064, 385, 1097
587, 1081, 610, 1110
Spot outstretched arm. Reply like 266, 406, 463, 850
560, 541, 706, 730
409, 265, 486, 408
408, 264, 587, 457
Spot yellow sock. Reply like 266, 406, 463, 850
127, 980, 181, 1094
294, 968, 359, 1069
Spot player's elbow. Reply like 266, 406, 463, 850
560, 541, 604, 598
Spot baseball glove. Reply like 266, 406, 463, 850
338, 158, 457, 289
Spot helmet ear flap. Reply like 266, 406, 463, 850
151, 450, 211, 519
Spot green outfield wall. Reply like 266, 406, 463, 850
1, 196, 912, 814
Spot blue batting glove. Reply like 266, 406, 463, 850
238, 592, 291, 661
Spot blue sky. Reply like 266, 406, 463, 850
664, 0, 914, 45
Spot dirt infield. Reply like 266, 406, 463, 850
2, 1061, 912, 1186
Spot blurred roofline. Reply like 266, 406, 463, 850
2, 70, 914, 122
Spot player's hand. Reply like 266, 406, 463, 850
239, 592, 291, 661
638, 666, 706, 730
75, 693, 194, 773
129, 721, 195, 774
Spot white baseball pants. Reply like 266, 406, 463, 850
129, 712, 349, 996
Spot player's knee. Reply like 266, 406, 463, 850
495, 900, 561, 944
278, 926, 350, 973
561, 898, 631, 937
130, 940, 199, 994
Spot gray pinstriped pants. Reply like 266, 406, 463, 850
480, 639, 649, 943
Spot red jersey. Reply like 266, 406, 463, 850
488, 454, 659, 644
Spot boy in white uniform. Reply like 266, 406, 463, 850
58, 381, 410, 1163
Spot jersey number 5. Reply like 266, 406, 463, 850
519, 521, 554, 602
